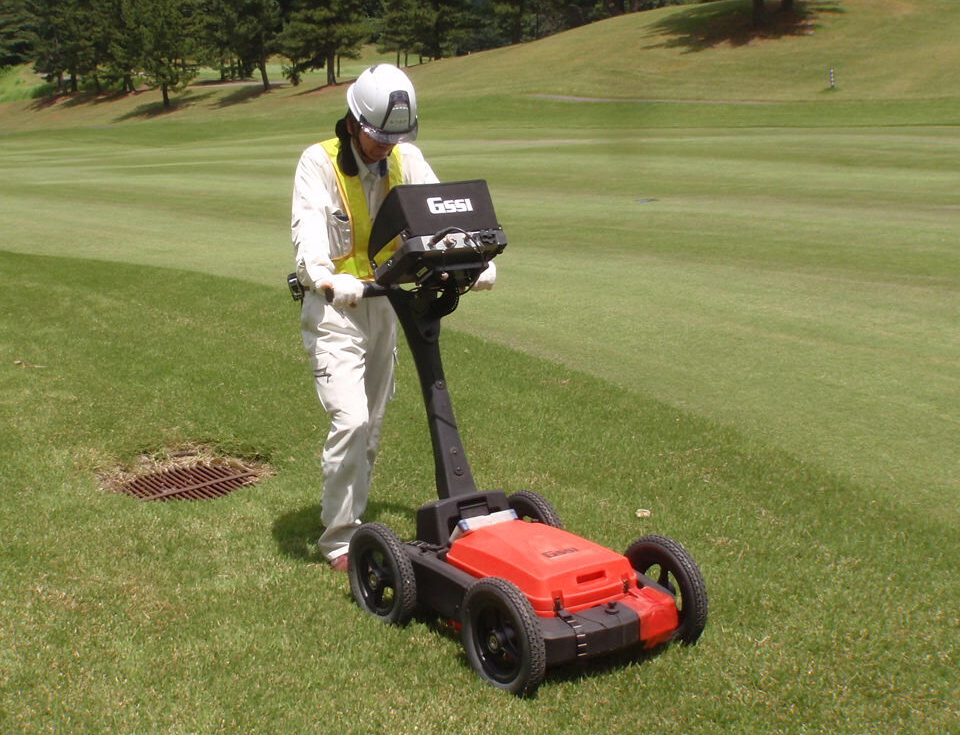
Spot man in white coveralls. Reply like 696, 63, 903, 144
291, 64, 497, 570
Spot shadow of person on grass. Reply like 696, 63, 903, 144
272, 500, 416, 563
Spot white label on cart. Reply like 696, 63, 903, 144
449, 509, 518, 542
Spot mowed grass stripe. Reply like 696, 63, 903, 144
2, 119, 957, 514
455, 248, 958, 499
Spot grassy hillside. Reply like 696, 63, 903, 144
415, 0, 960, 102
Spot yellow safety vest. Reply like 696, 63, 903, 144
320, 138, 403, 280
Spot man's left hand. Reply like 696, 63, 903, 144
473, 261, 497, 291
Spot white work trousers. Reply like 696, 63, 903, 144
301, 291, 397, 561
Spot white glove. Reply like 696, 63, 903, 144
473, 261, 497, 291
320, 273, 365, 308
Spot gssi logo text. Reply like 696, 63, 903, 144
427, 196, 474, 215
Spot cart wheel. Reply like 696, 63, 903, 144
507, 490, 563, 529
461, 577, 546, 697
624, 534, 708, 644
348, 522, 417, 625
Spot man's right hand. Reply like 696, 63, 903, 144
321, 273, 365, 309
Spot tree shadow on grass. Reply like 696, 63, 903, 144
28, 94, 67, 111
113, 89, 217, 122
290, 80, 349, 98
29, 89, 132, 111
211, 84, 268, 108
190, 79, 296, 109
646, 0, 846, 52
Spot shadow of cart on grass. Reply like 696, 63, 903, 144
415, 613, 678, 696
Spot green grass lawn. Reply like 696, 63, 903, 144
1, 1, 958, 732
3, 252, 956, 734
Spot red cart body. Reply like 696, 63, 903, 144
446, 521, 679, 648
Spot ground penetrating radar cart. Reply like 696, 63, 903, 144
340, 180, 708, 696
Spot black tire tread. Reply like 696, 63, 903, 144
461, 576, 546, 696
507, 489, 564, 529
625, 534, 708, 644
348, 522, 417, 626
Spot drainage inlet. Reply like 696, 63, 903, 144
119, 463, 258, 501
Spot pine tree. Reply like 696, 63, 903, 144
278, 0, 366, 86
121, 0, 199, 107
230, 0, 282, 90
0, 0, 33, 68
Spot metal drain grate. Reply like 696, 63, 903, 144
120, 463, 258, 501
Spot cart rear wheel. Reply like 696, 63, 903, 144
625, 534, 708, 644
461, 577, 546, 697
348, 522, 417, 625
507, 490, 563, 528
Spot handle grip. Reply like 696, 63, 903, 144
324, 281, 390, 303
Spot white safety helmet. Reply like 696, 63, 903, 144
347, 64, 419, 145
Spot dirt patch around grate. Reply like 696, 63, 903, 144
99, 444, 273, 501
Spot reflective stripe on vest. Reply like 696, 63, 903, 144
319, 138, 403, 280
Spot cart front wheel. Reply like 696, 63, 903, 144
348, 522, 417, 625
461, 577, 546, 697
624, 534, 708, 644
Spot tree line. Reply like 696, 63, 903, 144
0, 0, 704, 106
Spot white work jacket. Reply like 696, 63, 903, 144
291, 140, 439, 290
